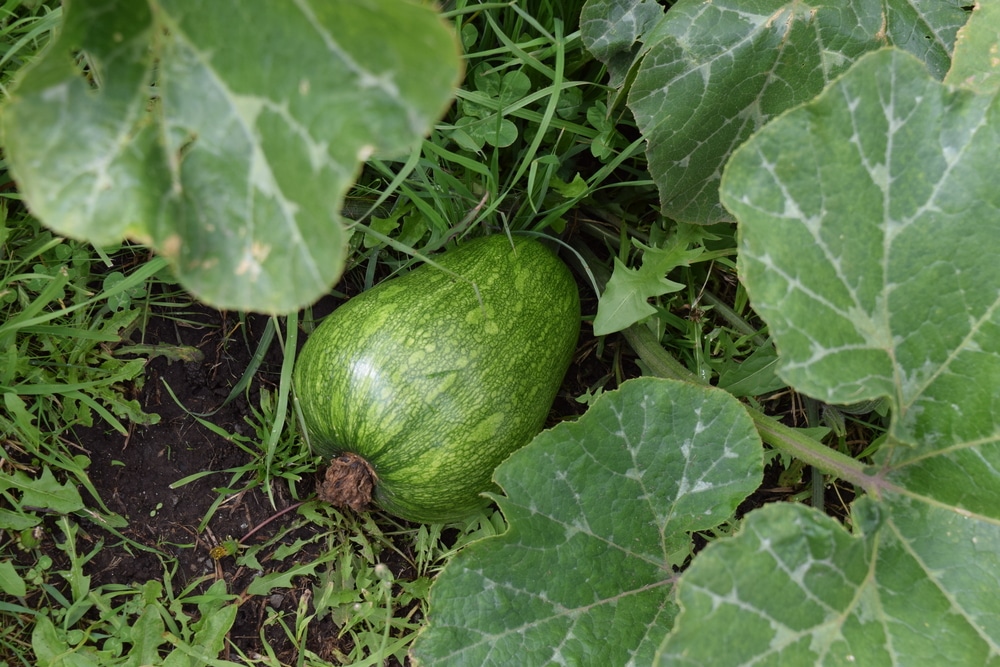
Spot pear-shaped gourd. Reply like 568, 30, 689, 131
293, 234, 580, 523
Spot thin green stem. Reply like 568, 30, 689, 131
750, 412, 872, 490
700, 290, 766, 346
572, 238, 876, 493
621, 321, 696, 383
626, 317, 870, 485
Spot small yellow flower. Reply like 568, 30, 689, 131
209, 537, 240, 561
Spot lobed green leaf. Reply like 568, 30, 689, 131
676, 46, 1000, 665
412, 377, 763, 665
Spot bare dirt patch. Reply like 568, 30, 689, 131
69, 305, 345, 662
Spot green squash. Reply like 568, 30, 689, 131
293, 234, 580, 523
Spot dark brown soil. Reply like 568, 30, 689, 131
69, 304, 344, 663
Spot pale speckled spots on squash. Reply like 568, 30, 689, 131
293, 234, 580, 523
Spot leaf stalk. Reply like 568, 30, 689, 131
619, 302, 873, 491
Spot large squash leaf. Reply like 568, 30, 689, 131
659, 47, 1000, 665
1, 0, 461, 313
411, 377, 763, 666
725, 47, 999, 456
580, 0, 970, 224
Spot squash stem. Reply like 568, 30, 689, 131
571, 236, 873, 491
749, 410, 872, 491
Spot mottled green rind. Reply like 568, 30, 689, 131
294, 235, 581, 523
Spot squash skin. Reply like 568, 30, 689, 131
294, 234, 580, 523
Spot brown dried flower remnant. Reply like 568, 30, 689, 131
317, 452, 376, 512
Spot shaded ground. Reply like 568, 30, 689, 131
71, 304, 338, 662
